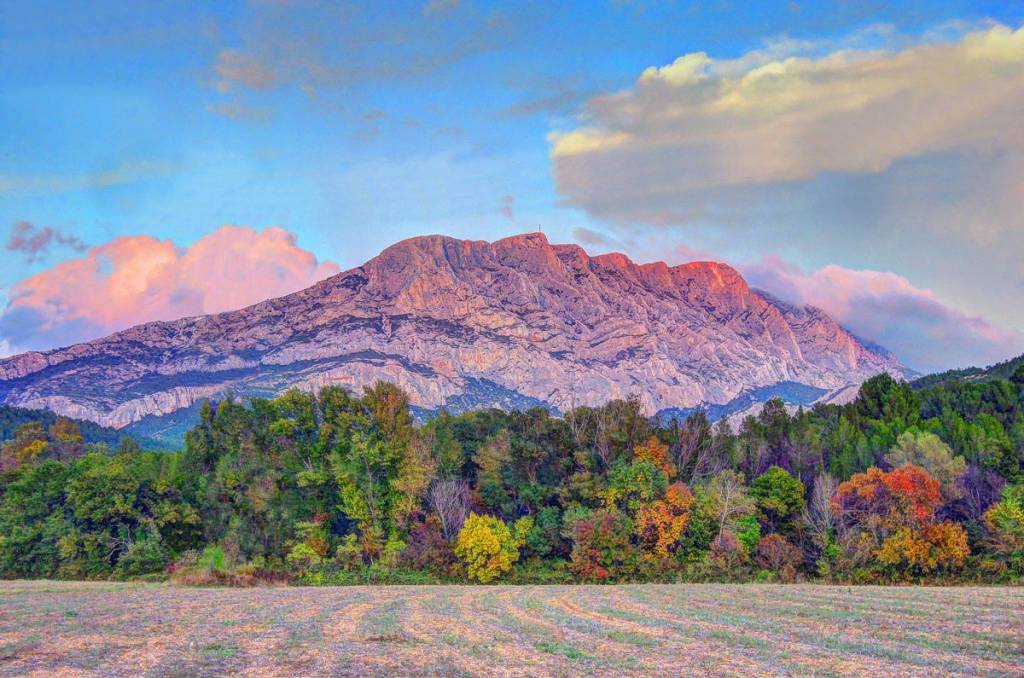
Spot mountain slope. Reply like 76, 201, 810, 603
0, 232, 903, 428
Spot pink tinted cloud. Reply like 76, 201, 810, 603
1, 225, 339, 353
500, 195, 515, 221
743, 255, 1024, 373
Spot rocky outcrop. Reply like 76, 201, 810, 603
0, 232, 903, 428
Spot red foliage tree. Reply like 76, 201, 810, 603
832, 465, 968, 577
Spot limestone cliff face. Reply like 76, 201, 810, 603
0, 233, 903, 428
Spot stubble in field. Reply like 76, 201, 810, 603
0, 581, 1021, 677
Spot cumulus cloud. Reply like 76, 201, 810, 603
743, 256, 1024, 373
5, 221, 88, 262
551, 22, 1024, 219
548, 21, 1024, 357
0, 225, 339, 354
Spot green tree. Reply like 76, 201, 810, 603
750, 466, 805, 532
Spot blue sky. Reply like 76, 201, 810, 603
2, 1, 1023, 372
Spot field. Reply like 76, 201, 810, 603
0, 582, 1021, 677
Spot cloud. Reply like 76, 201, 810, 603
743, 256, 1024, 373
0, 225, 339, 354
572, 226, 617, 248
550, 22, 1024, 222
205, 101, 274, 121
548, 20, 1024, 352
0, 160, 175, 196
207, 2, 522, 96
502, 87, 589, 118
500, 195, 515, 221
213, 48, 276, 92
422, 0, 460, 16
5, 221, 88, 262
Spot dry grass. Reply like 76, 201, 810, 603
0, 581, 1021, 677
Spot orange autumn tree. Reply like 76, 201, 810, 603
633, 436, 676, 478
832, 465, 968, 577
635, 481, 695, 559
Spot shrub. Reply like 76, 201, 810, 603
116, 529, 169, 577
335, 535, 363, 571
984, 485, 1024, 575
709, 530, 746, 579
735, 515, 761, 556
400, 516, 455, 573
755, 534, 803, 582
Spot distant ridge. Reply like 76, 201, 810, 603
911, 353, 1024, 390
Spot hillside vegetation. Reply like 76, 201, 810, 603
0, 405, 163, 450
912, 352, 1024, 390
1, 364, 1023, 585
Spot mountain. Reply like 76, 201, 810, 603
0, 232, 903, 431
911, 353, 1024, 390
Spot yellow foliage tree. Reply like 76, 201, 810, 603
454, 513, 523, 583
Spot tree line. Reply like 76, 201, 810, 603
1, 368, 1022, 585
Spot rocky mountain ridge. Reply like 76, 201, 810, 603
0, 232, 903, 430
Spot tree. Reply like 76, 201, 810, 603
885, 430, 966, 501
331, 383, 416, 559
391, 432, 437, 530
454, 513, 524, 583
671, 411, 711, 480
606, 459, 667, 512
634, 436, 675, 478
635, 482, 694, 560
833, 465, 969, 577
801, 472, 838, 571
473, 431, 512, 512
704, 470, 756, 541
428, 478, 470, 541
750, 466, 805, 532
568, 508, 635, 581
1, 422, 48, 470
983, 484, 1024, 575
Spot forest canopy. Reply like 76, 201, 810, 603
2, 365, 1023, 585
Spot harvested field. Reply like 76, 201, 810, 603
0, 581, 1021, 677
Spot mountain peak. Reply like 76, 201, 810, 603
0, 231, 903, 430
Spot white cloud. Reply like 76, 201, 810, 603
551, 22, 1024, 218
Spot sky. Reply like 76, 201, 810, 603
1, 0, 1023, 373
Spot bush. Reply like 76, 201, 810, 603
116, 528, 170, 576
335, 535, 363, 571
755, 534, 803, 582
709, 530, 746, 579
400, 516, 456, 573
